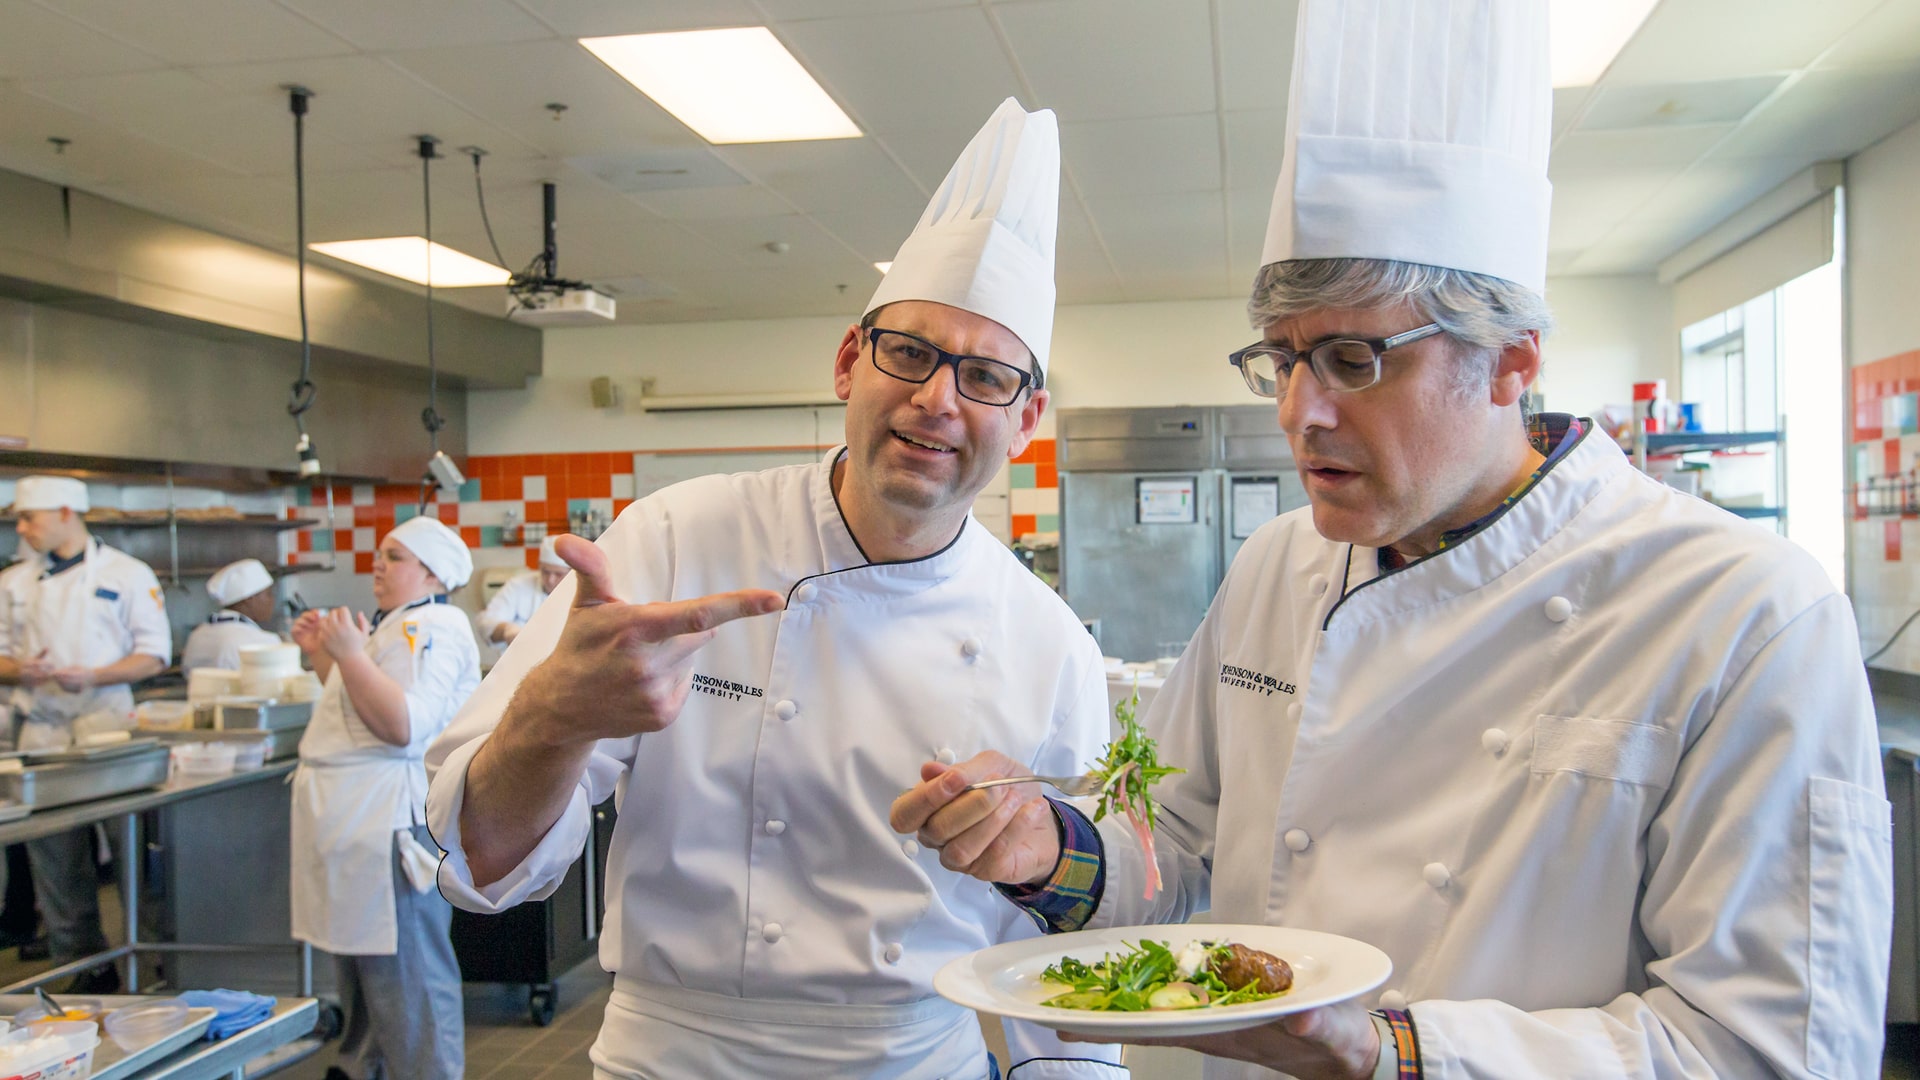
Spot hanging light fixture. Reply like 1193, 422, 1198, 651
415, 134, 466, 511
286, 86, 321, 478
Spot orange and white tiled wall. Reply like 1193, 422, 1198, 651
286, 440, 1062, 578
1851, 350, 1920, 670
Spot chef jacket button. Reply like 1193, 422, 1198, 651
935, 747, 957, 765
762, 922, 784, 943
1481, 728, 1509, 756
1309, 574, 1328, 596
1287, 702, 1303, 723
764, 819, 786, 836
902, 840, 919, 857
793, 582, 817, 604
884, 942, 904, 965
1378, 989, 1408, 1011
1282, 828, 1311, 853
961, 637, 983, 659
1423, 862, 1451, 889
774, 699, 797, 721
1543, 595, 1572, 623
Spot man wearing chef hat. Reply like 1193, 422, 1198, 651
180, 558, 283, 675
289, 515, 479, 1080
895, 2, 1891, 1078
474, 535, 568, 647
0, 475, 170, 992
426, 99, 1125, 1079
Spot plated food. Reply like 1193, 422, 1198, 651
933, 923, 1393, 1038
1041, 939, 1293, 1011
1087, 682, 1183, 899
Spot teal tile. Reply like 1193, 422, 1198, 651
1036, 514, 1059, 532
479, 525, 503, 547
294, 485, 312, 507
394, 504, 418, 523
1010, 464, 1037, 489
459, 478, 481, 502
309, 532, 333, 553
567, 498, 589, 514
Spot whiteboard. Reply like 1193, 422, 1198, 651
629, 449, 827, 500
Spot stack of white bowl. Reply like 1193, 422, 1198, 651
187, 668, 241, 705
237, 644, 302, 699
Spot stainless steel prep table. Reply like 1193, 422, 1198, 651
0, 762, 312, 999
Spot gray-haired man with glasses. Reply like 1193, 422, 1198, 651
895, 1, 1888, 1077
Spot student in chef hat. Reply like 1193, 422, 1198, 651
426, 98, 1128, 1079
896, 3, 1890, 1078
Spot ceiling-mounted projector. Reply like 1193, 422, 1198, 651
505, 181, 616, 325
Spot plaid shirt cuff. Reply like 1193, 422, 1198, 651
1369, 1009, 1423, 1078
994, 797, 1105, 934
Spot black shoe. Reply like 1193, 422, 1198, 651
0, 925, 38, 951
61, 965, 119, 996
16, 937, 48, 961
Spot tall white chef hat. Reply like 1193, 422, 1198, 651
1261, 0, 1552, 295
207, 559, 274, 607
537, 534, 566, 570
13, 476, 89, 513
386, 515, 472, 592
865, 97, 1061, 375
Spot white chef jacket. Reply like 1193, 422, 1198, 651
180, 612, 281, 675
475, 570, 549, 643
0, 539, 170, 746
1084, 420, 1891, 1079
291, 597, 478, 955
427, 451, 1125, 1080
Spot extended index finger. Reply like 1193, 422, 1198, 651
632, 589, 786, 640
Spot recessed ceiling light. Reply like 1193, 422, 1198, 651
581, 28, 861, 144
874, 262, 892, 274
309, 238, 511, 287
1550, 0, 1660, 88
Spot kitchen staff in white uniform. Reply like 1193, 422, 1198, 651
897, 4, 1893, 1078
290, 515, 478, 1080
474, 535, 567, 646
180, 558, 281, 674
0, 475, 170, 992
427, 99, 1125, 1080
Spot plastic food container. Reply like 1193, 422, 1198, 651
0, 1019, 101, 1080
186, 668, 240, 705
171, 743, 237, 779
228, 741, 268, 772
11, 1000, 104, 1031
134, 702, 194, 732
101, 999, 189, 1052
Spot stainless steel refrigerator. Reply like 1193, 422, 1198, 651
1058, 405, 1304, 663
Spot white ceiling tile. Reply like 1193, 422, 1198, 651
1605, 0, 1883, 85
1063, 113, 1220, 198
19, 70, 314, 175
1224, 190, 1270, 286
1548, 124, 1735, 177
1547, 169, 1680, 251
628, 184, 797, 220
1223, 109, 1284, 193
713, 138, 925, 216
1819, 0, 1920, 69
1216, 0, 1295, 112
0, 1, 165, 80
1709, 66, 1920, 161
1633, 159, 1809, 239
875, 124, 987, 190
1551, 87, 1597, 141
509, 0, 763, 37
273, 0, 553, 51
384, 40, 706, 158
997, 0, 1216, 122
678, 214, 863, 269
1579, 77, 1786, 131
811, 204, 925, 262
192, 55, 537, 167
753, 0, 969, 20
1084, 190, 1227, 277
777, 8, 1023, 134
47, 0, 355, 65
1055, 199, 1121, 301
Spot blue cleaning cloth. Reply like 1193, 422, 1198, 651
178, 989, 276, 1039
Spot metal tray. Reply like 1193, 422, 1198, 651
150, 725, 306, 762
21, 737, 165, 765
0, 997, 216, 1080
211, 700, 312, 732
0, 743, 171, 809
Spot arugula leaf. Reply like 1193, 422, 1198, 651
1084, 680, 1184, 898
1039, 939, 1286, 1012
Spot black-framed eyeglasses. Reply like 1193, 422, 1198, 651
867, 327, 1038, 407
1228, 323, 1445, 399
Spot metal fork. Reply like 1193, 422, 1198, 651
962, 773, 1104, 798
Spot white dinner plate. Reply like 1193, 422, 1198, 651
934, 924, 1392, 1039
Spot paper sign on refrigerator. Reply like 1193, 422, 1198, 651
1136, 478, 1197, 524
